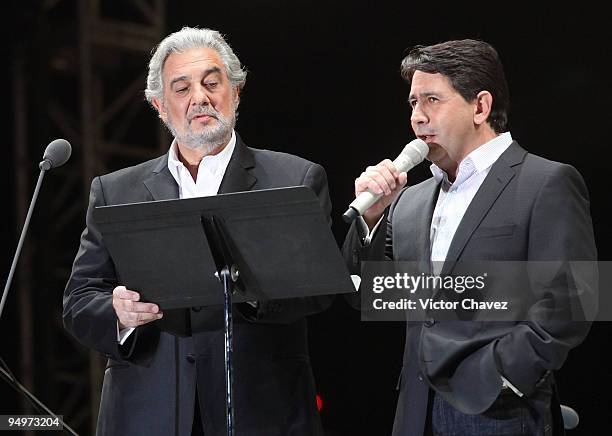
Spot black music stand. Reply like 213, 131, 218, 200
93, 186, 354, 436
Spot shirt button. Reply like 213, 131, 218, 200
417, 372, 424, 382
424, 318, 435, 327
186, 353, 196, 363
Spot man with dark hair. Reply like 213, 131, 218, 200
343, 39, 596, 435
64, 27, 331, 436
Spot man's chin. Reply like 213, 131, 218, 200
426, 143, 443, 161
180, 138, 218, 150
178, 130, 231, 152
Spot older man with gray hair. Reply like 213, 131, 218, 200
64, 27, 332, 436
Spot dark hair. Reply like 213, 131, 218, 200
400, 39, 510, 133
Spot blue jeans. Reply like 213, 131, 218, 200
431, 389, 553, 436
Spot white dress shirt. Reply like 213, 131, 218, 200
118, 131, 237, 344
167, 130, 236, 199
429, 132, 512, 271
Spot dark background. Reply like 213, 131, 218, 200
2, 1, 611, 434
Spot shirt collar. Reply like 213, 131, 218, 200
430, 132, 513, 187
465, 131, 513, 174
168, 130, 236, 178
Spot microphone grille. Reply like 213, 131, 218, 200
404, 138, 429, 160
393, 138, 429, 172
43, 139, 72, 169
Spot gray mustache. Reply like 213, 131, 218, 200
188, 107, 219, 121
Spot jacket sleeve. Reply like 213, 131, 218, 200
63, 175, 160, 363
63, 176, 125, 360
340, 188, 401, 311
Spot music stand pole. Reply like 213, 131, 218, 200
220, 266, 236, 436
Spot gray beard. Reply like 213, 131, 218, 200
166, 109, 236, 154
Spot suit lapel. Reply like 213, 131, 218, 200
441, 141, 526, 274
218, 135, 257, 194
142, 135, 257, 200
143, 154, 179, 200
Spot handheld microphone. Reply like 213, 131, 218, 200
343, 138, 429, 223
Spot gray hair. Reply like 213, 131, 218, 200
145, 27, 247, 104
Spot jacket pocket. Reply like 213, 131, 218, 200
472, 224, 515, 239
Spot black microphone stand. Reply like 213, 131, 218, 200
0, 163, 79, 436
0, 168, 45, 318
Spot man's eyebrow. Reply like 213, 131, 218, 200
169, 67, 223, 88
170, 75, 189, 88
408, 91, 437, 100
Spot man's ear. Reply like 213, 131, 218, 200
234, 87, 241, 107
473, 91, 493, 126
152, 97, 168, 123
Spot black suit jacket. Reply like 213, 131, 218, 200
64, 134, 333, 435
343, 142, 597, 436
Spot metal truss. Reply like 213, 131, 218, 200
11, 0, 167, 433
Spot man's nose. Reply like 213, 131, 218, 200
410, 103, 427, 125
192, 84, 211, 105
